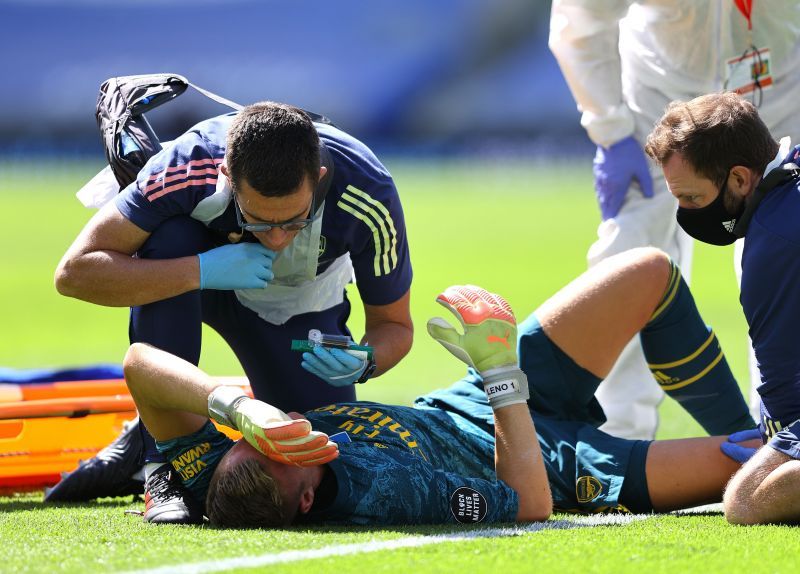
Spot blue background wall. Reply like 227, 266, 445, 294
0, 0, 586, 155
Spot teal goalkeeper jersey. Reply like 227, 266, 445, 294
303, 372, 641, 524
158, 373, 641, 524
156, 388, 518, 525
301, 400, 518, 525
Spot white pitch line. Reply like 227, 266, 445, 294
672, 503, 724, 515
121, 514, 651, 574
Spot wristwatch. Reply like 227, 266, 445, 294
354, 358, 377, 384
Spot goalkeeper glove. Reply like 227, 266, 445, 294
427, 284, 529, 410
207, 386, 337, 466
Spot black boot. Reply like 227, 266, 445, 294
44, 417, 143, 502
143, 463, 205, 525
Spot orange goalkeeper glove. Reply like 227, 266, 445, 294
427, 284, 529, 410
208, 386, 338, 466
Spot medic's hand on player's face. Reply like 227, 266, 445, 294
301, 346, 370, 387
197, 242, 275, 290
720, 427, 762, 464
207, 386, 337, 466
593, 135, 654, 220
426, 285, 529, 410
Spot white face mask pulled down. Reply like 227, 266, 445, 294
191, 173, 353, 325
232, 195, 354, 326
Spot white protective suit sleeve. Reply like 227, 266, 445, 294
548, 0, 635, 148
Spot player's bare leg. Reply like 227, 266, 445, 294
535, 246, 753, 435
644, 436, 759, 511
535, 247, 670, 378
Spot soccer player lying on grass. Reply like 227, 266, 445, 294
122, 247, 760, 526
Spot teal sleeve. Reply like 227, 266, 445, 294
156, 421, 235, 506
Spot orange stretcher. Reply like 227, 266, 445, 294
0, 378, 248, 492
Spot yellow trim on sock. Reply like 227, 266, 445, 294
649, 262, 680, 321
655, 350, 724, 391
647, 331, 716, 369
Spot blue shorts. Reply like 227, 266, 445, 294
517, 313, 652, 513
518, 313, 607, 426
758, 398, 800, 459
766, 418, 800, 459
420, 313, 653, 513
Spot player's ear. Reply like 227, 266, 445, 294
298, 485, 315, 514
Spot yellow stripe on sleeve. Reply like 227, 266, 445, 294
343, 186, 398, 269
337, 200, 383, 275
337, 186, 398, 276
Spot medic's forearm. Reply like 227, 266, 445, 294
362, 320, 413, 377
55, 203, 201, 307
56, 249, 201, 307
362, 290, 413, 377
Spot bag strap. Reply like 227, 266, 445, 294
187, 81, 243, 111
97, 72, 335, 196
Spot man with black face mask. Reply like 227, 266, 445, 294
645, 91, 800, 525
673, 180, 746, 247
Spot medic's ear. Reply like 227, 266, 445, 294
312, 142, 335, 209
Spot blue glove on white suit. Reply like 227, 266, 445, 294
593, 136, 654, 220
301, 346, 370, 387
720, 428, 762, 464
197, 242, 275, 290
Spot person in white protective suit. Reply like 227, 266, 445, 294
548, 0, 800, 439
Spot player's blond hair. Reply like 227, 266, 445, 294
206, 458, 286, 528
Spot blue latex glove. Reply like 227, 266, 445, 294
593, 136, 654, 220
197, 242, 275, 290
301, 346, 369, 387
720, 428, 762, 463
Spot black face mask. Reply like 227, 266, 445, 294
676, 183, 745, 246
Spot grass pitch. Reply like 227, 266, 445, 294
0, 158, 776, 573
1, 494, 796, 574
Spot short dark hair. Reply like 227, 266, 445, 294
206, 458, 290, 528
226, 101, 320, 197
645, 92, 778, 187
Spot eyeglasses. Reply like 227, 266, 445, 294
233, 193, 318, 233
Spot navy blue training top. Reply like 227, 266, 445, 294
740, 146, 800, 434
115, 113, 411, 306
